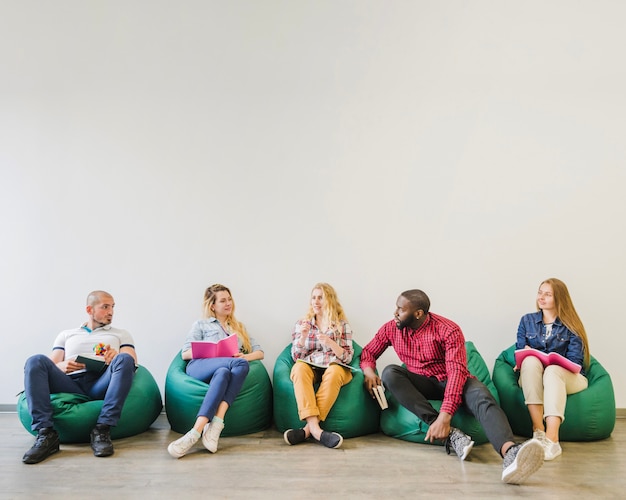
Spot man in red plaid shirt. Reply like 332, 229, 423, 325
361, 289, 544, 484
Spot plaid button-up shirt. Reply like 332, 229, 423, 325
360, 313, 470, 416
291, 319, 353, 368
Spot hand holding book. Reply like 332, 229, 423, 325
373, 385, 388, 410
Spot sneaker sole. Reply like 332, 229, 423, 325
202, 439, 218, 453
459, 440, 475, 461
167, 443, 190, 459
502, 440, 544, 484
201, 434, 218, 453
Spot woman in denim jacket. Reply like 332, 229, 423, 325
167, 284, 264, 458
515, 278, 590, 461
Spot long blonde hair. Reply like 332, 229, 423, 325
303, 283, 348, 327
537, 278, 590, 368
202, 284, 252, 353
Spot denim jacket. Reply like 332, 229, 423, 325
516, 311, 586, 376
182, 317, 262, 354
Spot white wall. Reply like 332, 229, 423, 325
1, 1, 624, 409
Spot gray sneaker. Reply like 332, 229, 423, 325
502, 439, 544, 484
445, 427, 474, 461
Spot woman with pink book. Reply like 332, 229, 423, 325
515, 278, 590, 461
167, 284, 264, 458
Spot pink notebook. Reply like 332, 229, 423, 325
515, 348, 581, 374
191, 334, 239, 359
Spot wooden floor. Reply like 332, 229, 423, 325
1, 412, 624, 499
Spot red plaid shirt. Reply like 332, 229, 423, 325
360, 313, 470, 416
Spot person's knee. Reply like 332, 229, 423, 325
543, 365, 564, 381
111, 352, 135, 371
290, 362, 312, 382
464, 380, 497, 410
232, 357, 250, 374
24, 354, 51, 372
381, 364, 405, 387
324, 365, 351, 385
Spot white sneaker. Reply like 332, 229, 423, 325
543, 439, 562, 460
202, 420, 225, 453
533, 430, 562, 460
167, 430, 200, 458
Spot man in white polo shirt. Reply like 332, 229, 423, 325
22, 290, 138, 464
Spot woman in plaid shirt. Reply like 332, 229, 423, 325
283, 283, 354, 449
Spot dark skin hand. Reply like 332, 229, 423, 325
363, 367, 381, 396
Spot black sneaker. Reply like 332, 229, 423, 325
22, 428, 60, 464
90, 424, 114, 457
283, 428, 307, 445
316, 431, 343, 449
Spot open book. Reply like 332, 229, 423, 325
295, 359, 360, 372
515, 348, 581, 374
191, 334, 239, 359
71, 353, 107, 374
373, 385, 388, 410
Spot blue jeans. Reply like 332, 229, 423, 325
186, 357, 249, 420
24, 353, 136, 431
382, 364, 515, 455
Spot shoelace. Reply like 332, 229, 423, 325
444, 435, 454, 455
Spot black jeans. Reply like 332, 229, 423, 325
382, 364, 515, 455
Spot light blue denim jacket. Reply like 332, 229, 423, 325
516, 311, 586, 376
182, 317, 262, 354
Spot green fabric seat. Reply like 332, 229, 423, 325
380, 341, 499, 446
492, 344, 616, 441
17, 365, 163, 444
273, 341, 380, 438
165, 353, 273, 437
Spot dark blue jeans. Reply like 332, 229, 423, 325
24, 353, 136, 431
186, 357, 249, 420
382, 364, 515, 455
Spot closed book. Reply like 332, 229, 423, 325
72, 354, 107, 374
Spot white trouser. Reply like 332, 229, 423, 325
519, 356, 588, 422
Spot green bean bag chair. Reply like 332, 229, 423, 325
492, 344, 616, 441
273, 341, 380, 438
380, 341, 499, 446
165, 353, 273, 437
17, 365, 162, 444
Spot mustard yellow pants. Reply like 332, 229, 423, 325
290, 362, 352, 421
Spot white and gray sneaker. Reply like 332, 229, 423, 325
445, 427, 475, 461
167, 430, 200, 458
502, 439, 544, 484
202, 420, 225, 453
